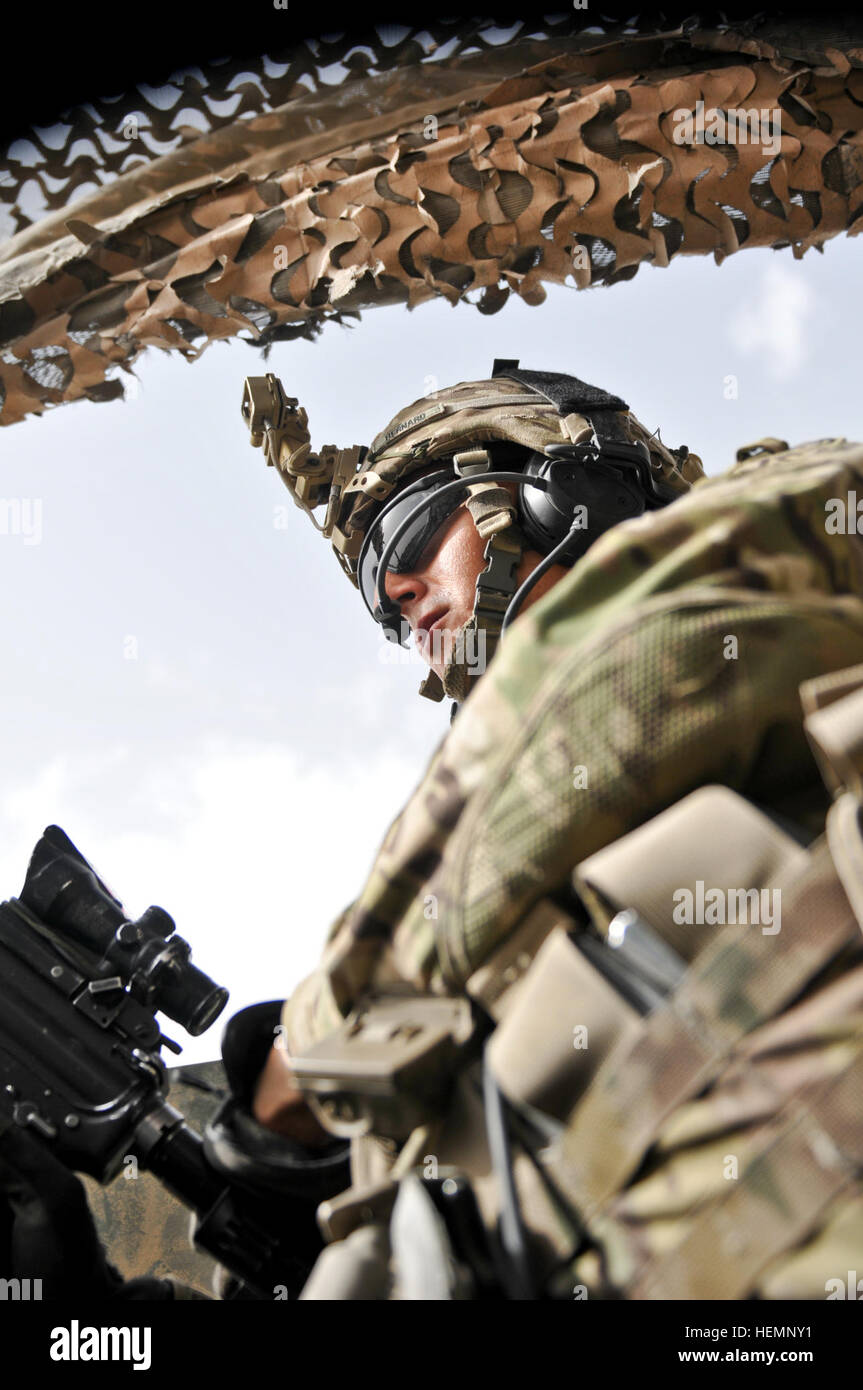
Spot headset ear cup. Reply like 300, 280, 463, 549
517, 453, 568, 551
518, 452, 646, 561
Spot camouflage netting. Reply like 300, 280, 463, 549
1, 16, 863, 426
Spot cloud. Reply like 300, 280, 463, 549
0, 736, 430, 1064
730, 261, 815, 378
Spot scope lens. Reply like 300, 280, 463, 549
185, 985, 230, 1038
156, 959, 230, 1037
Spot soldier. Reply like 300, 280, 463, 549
245, 358, 703, 1152
5, 361, 863, 1301
236, 361, 863, 1299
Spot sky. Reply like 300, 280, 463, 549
1, 219, 861, 1063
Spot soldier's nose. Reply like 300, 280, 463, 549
381, 569, 424, 608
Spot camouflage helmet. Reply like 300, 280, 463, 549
331, 364, 704, 576
241, 363, 705, 703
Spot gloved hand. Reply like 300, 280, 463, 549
223, 998, 335, 1148
220, 998, 289, 1111
204, 1001, 352, 1298
0, 1119, 174, 1301
213, 1000, 351, 1192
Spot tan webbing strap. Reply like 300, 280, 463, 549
734, 437, 789, 462
800, 661, 863, 721
627, 1043, 863, 1300
471, 525, 524, 637
825, 793, 863, 937
440, 524, 524, 703
802, 670, 863, 799
420, 491, 521, 703
418, 668, 446, 702
550, 839, 860, 1223
464, 483, 517, 539
801, 663, 863, 929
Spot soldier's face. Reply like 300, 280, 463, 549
379, 485, 568, 679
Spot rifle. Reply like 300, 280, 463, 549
0, 824, 345, 1299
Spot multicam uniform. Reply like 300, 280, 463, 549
92, 383, 863, 1299
276, 422, 863, 1300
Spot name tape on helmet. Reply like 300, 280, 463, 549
370, 403, 448, 457
369, 393, 561, 460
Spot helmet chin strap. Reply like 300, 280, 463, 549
419, 509, 526, 706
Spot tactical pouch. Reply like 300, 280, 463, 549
536, 682, 863, 1299
572, 783, 809, 961
482, 927, 642, 1121
443, 788, 835, 1289
469, 786, 808, 1130
547, 788, 859, 1206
